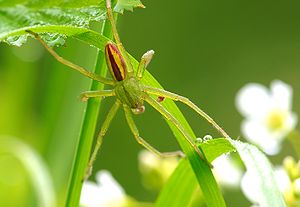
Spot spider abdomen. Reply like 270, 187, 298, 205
105, 42, 127, 81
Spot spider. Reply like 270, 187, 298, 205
26, 0, 229, 179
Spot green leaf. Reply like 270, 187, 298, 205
114, 0, 145, 13
230, 140, 287, 207
0, 25, 110, 48
155, 159, 198, 207
0, 0, 146, 46
200, 138, 236, 162
0, 1, 107, 46
155, 138, 235, 207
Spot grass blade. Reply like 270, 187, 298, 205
65, 21, 113, 207
138, 70, 227, 207
155, 138, 235, 207
155, 159, 197, 207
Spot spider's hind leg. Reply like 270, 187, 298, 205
123, 105, 184, 158
144, 95, 213, 168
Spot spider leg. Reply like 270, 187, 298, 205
123, 105, 184, 158
84, 101, 121, 180
25, 30, 114, 85
144, 95, 212, 167
80, 90, 115, 102
143, 86, 230, 139
137, 50, 155, 79
105, 0, 122, 50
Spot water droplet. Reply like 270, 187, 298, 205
203, 135, 212, 142
6, 35, 28, 47
196, 137, 203, 143
43, 33, 66, 47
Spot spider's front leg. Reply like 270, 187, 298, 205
123, 105, 184, 158
25, 30, 114, 85
143, 86, 230, 139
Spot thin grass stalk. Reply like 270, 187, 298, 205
65, 19, 113, 207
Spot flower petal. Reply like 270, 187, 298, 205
241, 119, 281, 155
236, 83, 271, 118
95, 170, 125, 199
266, 111, 298, 144
80, 170, 126, 207
80, 181, 103, 207
270, 80, 293, 110
284, 112, 298, 133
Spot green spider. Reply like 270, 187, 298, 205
27, 0, 229, 179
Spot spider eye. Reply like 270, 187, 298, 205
105, 42, 127, 81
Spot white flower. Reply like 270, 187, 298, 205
80, 170, 126, 207
212, 154, 243, 188
236, 80, 298, 155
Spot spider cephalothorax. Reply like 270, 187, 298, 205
114, 77, 146, 114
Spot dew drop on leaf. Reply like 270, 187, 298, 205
196, 137, 203, 143
5, 35, 28, 47
203, 135, 213, 142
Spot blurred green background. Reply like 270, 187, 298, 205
0, 0, 300, 206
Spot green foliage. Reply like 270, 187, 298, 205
0, 0, 107, 46
0, 0, 141, 46
157, 138, 287, 207
155, 138, 236, 207
200, 138, 236, 161
114, 0, 145, 13
0, 0, 287, 207
155, 159, 198, 207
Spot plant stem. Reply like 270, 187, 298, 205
65, 20, 113, 207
